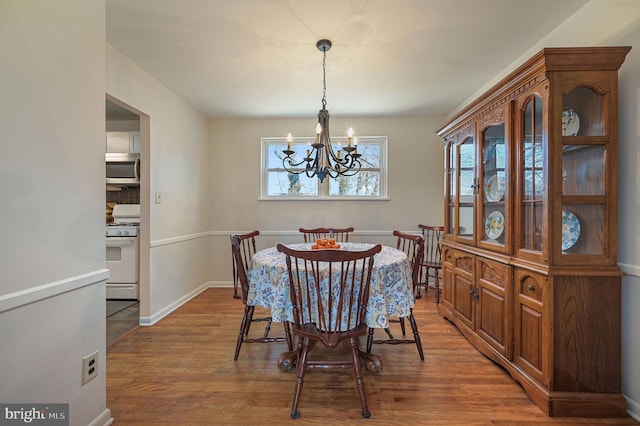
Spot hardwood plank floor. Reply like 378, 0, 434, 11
106, 288, 637, 425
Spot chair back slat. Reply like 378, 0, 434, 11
298, 227, 354, 243
278, 244, 381, 348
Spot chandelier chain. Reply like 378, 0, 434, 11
321, 50, 327, 110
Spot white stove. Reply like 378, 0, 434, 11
106, 204, 140, 300
106, 223, 139, 237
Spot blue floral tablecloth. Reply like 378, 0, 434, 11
246, 242, 414, 328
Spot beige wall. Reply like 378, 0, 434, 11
207, 115, 446, 282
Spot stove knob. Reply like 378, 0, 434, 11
117, 230, 123, 236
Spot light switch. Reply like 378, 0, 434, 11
155, 191, 162, 204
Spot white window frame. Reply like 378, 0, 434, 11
260, 136, 388, 200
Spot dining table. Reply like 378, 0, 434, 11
246, 242, 415, 372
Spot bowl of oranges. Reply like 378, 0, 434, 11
311, 238, 341, 250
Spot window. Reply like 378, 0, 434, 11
261, 136, 387, 199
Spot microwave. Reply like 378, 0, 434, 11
106, 153, 140, 185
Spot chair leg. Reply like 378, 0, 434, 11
234, 305, 255, 361
407, 309, 424, 361
348, 337, 370, 418
284, 321, 293, 351
434, 270, 441, 304
399, 317, 406, 336
263, 317, 273, 338
366, 328, 374, 353
290, 337, 310, 419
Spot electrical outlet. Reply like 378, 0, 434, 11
82, 351, 99, 385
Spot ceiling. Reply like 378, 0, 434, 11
106, 0, 589, 120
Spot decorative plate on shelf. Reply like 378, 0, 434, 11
561, 209, 581, 250
485, 175, 505, 202
562, 108, 580, 136
485, 210, 505, 240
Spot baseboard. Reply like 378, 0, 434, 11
626, 394, 640, 422
88, 408, 113, 426
138, 282, 210, 326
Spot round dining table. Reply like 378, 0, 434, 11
246, 242, 414, 372
247, 242, 414, 327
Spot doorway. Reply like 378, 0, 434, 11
105, 95, 150, 345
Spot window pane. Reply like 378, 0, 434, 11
267, 171, 318, 196
353, 143, 380, 168
329, 171, 381, 196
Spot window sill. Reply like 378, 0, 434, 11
257, 196, 391, 202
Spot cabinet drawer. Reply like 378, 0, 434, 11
518, 274, 544, 303
453, 252, 474, 275
441, 246, 454, 267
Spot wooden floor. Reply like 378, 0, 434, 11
107, 288, 638, 425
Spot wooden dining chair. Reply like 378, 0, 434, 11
231, 232, 293, 360
366, 230, 425, 360
298, 227, 354, 243
277, 243, 382, 419
417, 224, 444, 302
230, 230, 259, 300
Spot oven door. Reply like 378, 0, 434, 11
106, 236, 139, 283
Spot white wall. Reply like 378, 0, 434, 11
0, 1, 111, 425
106, 45, 212, 322
617, 25, 640, 423
207, 115, 446, 283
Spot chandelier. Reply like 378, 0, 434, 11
282, 39, 362, 183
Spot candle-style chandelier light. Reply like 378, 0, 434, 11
282, 39, 362, 183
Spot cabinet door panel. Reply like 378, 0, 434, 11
453, 273, 474, 330
453, 253, 475, 329
476, 258, 511, 358
514, 269, 547, 385
441, 267, 454, 311
440, 247, 454, 309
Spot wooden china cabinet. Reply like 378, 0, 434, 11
436, 47, 630, 417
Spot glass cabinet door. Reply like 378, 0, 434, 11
445, 141, 456, 236
520, 95, 545, 254
560, 86, 607, 256
458, 137, 476, 241
481, 124, 507, 248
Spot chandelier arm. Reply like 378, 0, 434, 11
339, 156, 362, 175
